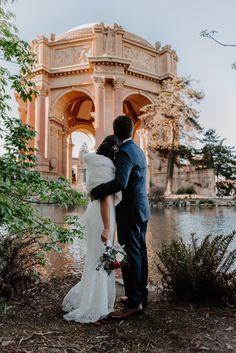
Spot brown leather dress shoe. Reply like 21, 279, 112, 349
109, 304, 144, 319
119, 297, 148, 309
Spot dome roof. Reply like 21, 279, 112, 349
124, 31, 154, 49
66, 23, 98, 33
55, 23, 97, 41
55, 23, 154, 49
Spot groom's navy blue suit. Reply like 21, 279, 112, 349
91, 139, 150, 308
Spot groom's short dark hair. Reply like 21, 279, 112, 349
113, 115, 133, 140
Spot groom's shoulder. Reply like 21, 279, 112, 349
121, 140, 144, 157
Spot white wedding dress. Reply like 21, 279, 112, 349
62, 146, 121, 323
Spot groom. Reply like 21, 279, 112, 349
90, 115, 150, 319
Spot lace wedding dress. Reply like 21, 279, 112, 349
62, 146, 121, 323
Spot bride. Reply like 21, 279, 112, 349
62, 135, 122, 323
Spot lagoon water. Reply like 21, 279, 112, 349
40, 205, 236, 283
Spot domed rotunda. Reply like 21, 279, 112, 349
17, 23, 178, 182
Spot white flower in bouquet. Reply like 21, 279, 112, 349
115, 252, 125, 262
96, 243, 128, 274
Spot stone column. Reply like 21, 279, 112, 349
113, 77, 125, 119
26, 96, 36, 149
62, 129, 69, 178
26, 100, 31, 125
68, 134, 74, 183
35, 90, 47, 159
29, 96, 36, 129
93, 76, 105, 148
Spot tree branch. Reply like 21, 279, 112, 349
201, 30, 236, 47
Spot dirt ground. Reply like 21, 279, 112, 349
0, 276, 236, 353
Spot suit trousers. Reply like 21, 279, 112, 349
117, 220, 148, 309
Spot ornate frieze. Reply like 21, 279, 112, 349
53, 44, 92, 67
123, 45, 156, 73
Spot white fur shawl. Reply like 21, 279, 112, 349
79, 145, 122, 205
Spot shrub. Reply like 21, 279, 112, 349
199, 199, 215, 205
157, 232, 236, 302
0, 213, 84, 300
0, 232, 49, 299
150, 187, 165, 202
189, 200, 197, 204
176, 186, 196, 195
149, 180, 155, 188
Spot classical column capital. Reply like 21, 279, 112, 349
36, 87, 48, 96
93, 75, 105, 88
113, 76, 125, 89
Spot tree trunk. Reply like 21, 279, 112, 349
165, 149, 175, 196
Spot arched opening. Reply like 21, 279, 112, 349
64, 93, 95, 132
52, 89, 94, 121
123, 93, 152, 144
71, 131, 95, 190
50, 90, 95, 182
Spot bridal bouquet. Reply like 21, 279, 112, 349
96, 243, 128, 274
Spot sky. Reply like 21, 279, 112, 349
5, 0, 236, 152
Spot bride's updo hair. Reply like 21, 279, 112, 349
97, 135, 121, 161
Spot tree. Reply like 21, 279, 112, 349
194, 129, 236, 186
140, 76, 204, 196
0, 0, 85, 298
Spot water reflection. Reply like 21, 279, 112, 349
39, 205, 236, 283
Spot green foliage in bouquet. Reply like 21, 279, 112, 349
96, 244, 128, 274
0, 1, 85, 300
157, 232, 236, 303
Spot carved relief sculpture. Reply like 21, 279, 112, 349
54, 44, 92, 67
123, 46, 156, 73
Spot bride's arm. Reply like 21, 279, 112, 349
100, 196, 110, 244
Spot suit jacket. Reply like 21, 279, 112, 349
90, 140, 150, 224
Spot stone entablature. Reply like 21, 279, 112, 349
31, 22, 177, 79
